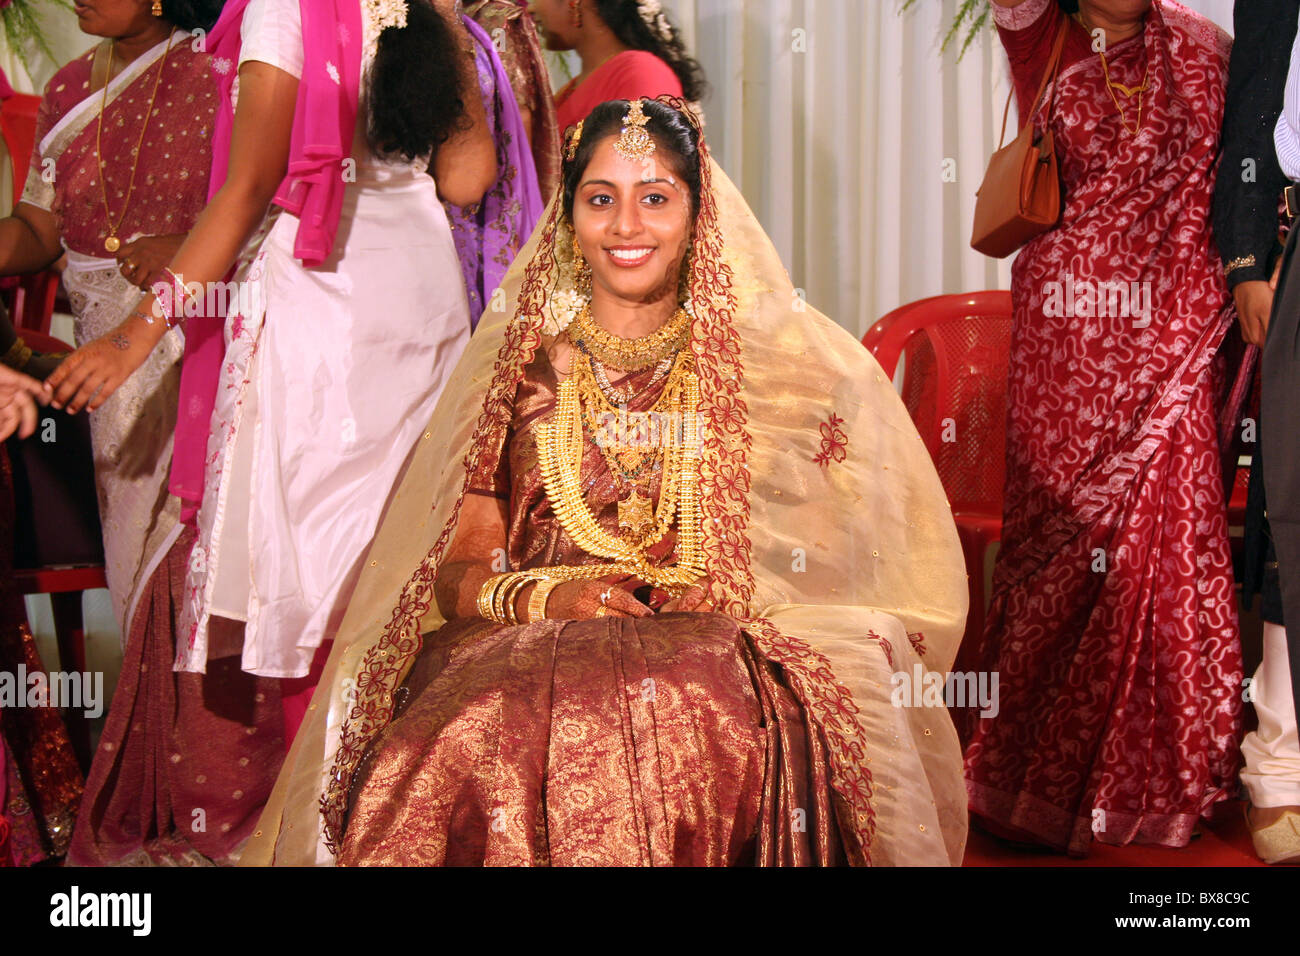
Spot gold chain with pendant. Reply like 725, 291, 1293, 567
533, 345, 704, 591
96, 29, 176, 253
1074, 11, 1148, 136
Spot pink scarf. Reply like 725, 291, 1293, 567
170, 0, 362, 517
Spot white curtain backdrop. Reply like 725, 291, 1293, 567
664, 0, 1235, 337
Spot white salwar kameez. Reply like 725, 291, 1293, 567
177, 0, 471, 677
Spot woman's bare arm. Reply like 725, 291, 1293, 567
0, 203, 62, 276
435, 492, 511, 620
432, 3, 499, 207
45, 59, 298, 413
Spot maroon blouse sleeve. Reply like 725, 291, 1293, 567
994, 0, 1067, 121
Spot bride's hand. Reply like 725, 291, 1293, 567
547, 580, 653, 621
659, 582, 715, 614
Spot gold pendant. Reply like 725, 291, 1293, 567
617, 490, 656, 543
615, 448, 648, 472
104, 235, 120, 253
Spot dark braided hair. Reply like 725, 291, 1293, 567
160, 0, 225, 31
367, 0, 472, 162
592, 1, 707, 103
561, 98, 702, 224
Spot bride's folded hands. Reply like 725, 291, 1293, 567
547, 578, 653, 620
658, 581, 714, 614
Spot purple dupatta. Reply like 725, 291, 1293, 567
446, 14, 543, 329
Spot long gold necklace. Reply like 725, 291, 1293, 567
1099, 50, 1148, 136
570, 303, 692, 371
577, 349, 687, 542
96, 29, 176, 253
1076, 12, 1148, 136
535, 349, 704, 590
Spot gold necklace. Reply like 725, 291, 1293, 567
1099, 50, 1148, 136
577, 349, 687, 541
535, 349, 704, 590
96, 29, 176, 253
1075, 12, 1148, 136
570, 303, 692, 371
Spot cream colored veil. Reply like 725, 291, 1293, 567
241, 99, 968, 867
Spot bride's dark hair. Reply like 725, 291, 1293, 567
592, 0, 707, 103
561, 99, 702, 223
368, 0, 472, 162
1056, 0, 1080, 12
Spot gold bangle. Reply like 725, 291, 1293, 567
495, 571, 534, 626
495, 573, 522, 625
1, 336, 33, 372
527, 577, 563, 623
477, 572, 511, 622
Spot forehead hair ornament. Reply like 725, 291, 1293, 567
614, 99, 656, 163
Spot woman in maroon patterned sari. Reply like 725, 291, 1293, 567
965, 0, 1243, 855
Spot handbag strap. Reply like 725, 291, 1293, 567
996, 13, 1071, 148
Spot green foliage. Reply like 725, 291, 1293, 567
1, 0, 75, 79
900, 0, 993, 62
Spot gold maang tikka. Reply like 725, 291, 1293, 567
614, 99, 656, 163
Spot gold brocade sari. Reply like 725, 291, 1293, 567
243, 104, 970, 866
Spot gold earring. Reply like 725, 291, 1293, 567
678, 242, 694, 298
572, 235, 592, 296
152, 0, 163, 16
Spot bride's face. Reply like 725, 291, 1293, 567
571, 137, 693, 308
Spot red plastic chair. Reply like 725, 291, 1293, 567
1, 92, 61, 335
863, 292, 1013, 676
8, 328, 104, 772
0, 92, 39, 208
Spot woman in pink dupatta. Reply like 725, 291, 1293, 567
965, 0, 1243, 855
47, 0, 498, 785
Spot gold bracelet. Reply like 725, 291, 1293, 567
1, 336, 33, 372
477, 572, 512, 622
527, 577, 563, 623
497, 573, 530, 625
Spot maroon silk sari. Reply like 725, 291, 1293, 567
339, 350, 846, 865
964, 0, 1242, 855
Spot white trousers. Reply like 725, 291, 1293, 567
1241, 622, 1300, 807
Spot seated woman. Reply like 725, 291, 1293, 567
245, 99, 970, 867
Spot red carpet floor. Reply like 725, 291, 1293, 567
961, 799, 1287, 866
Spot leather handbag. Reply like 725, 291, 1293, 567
971, 15, 1070, 258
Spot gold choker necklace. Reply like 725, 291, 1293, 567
570, 304, 692, 371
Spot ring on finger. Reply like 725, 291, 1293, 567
599, 588, 612, 606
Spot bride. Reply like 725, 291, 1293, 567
246, 97, 970, 866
